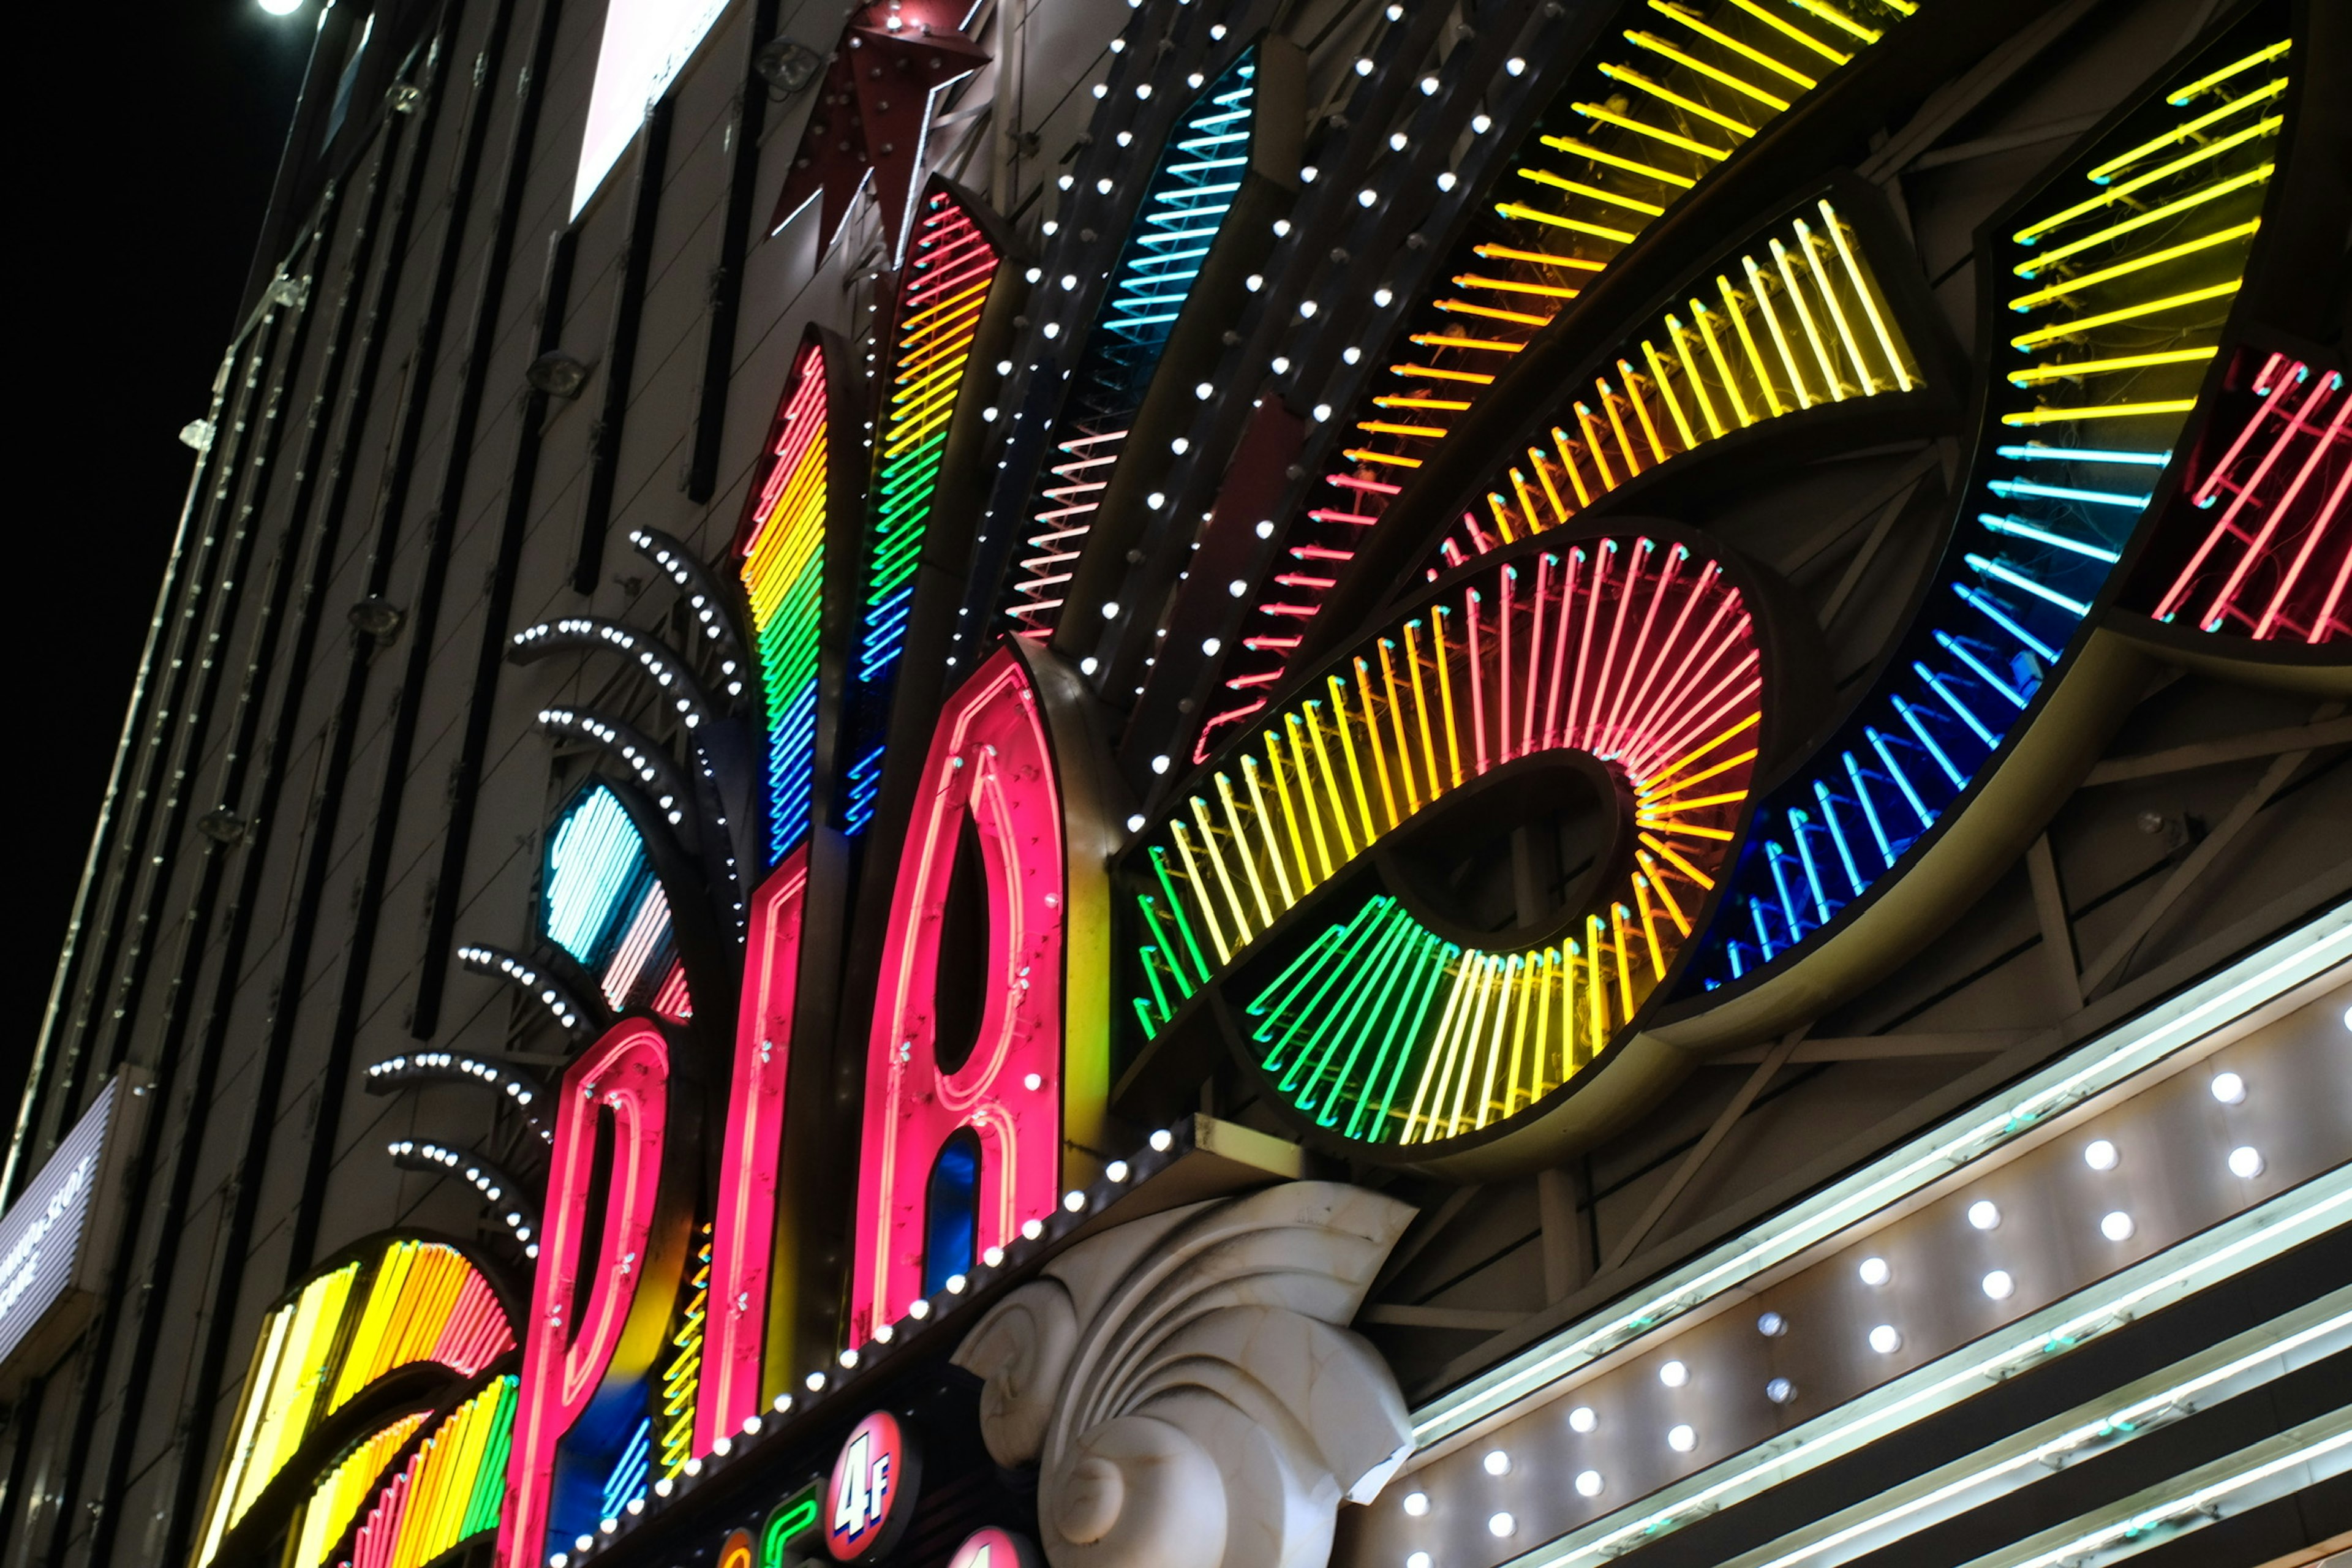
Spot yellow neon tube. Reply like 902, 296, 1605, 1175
2009, 221, 2260, 312
1728, 0, 1849, 64
2001, 398, 2200, 426
1650, 0, 1817, 86
1637, 850, 1694, 933
1358, 418, 1447, 438
1376, 394, 1473, 410
1625, 30, 1792, 109
1411, 332, 1525, 352
2087, 77, 2286, 183
1771, 236, 1844, 401
1531, 952, 1555, 1106
1393, 362, 1494, 385
1638, 817, 1738, 840
1819, 200, 1913, 391
1745, 254, 1812, 408
1796, 220, 1877, 394
1453, 272, 1585, 300
1476, 241, 1610, 270
1518, 165, 1668, 213
1786, 0, 1878, 43
1354, 656, 1401, 831
1190, 795, 1254, 943
2018, 115, 2282, 241
1585, 914, 1608, 1047
1404, 959, 1472, 1140
1343, 448, 1423, 469
1641, 829, 1719, 887
1303, 704, 1359, 859
1642, 339, 1702, 448
1530, 448, 1574, 522
1539, 134, 1698, 186
1496, 202, 1638, 243
1215, 777, 1273, 928
1692, 301, 1756, 427
1510, 469, 1544, 537
1611, 904, 1636, 1017
1599, 384, 1646, 475
1240, 760, 1295, 907
1599, 62, 1759, 136
1328, 677, 1379, 846
1430, 608, 1464, 789
2008, 280, 2241, 349
1402, 624, 1443, 805
2007, 345, 2218, 386
1378, 640, 1422, 814
1281, 714, 1335, 878
1717, 279, 1784, 417
1167, 821, 1232, 963
1438, 298, 1554, 327
1572, 100, 1730, 160
2167, 39, 2291, 105
1262, 728, 1318, 886
1619, 363, 1671, 461
1462, 959, 1504, 1130
1664, 322, 1727, 439
2016, 164, 2274, 278
1551, 428, 1599, 505
1642, 788, 1751, 814
1648, 746, 1760, 802
1634, 875, 1667, 976
1577, 403, 1619, 488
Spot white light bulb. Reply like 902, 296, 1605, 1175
1408, 1555, 1432, 1568
1152, 754, 1171, 774
1658, 1360, 1688, 1389
1402, 1491, 1429, 1517
1488, 1512, 1516, 1538
2100, 1210, 2135, 1241
1869, 1324, 1902, 1354
2084, 1139, 2119, 1170
1766, 1377, 1796, 1404
1983, 1269, 2015, 1300
2228, 1145, 2264, 1178
258, 0, 303, 13
1967, 1200, 2000, 1230
1482, 1449, 1510, 1476
1125, 813, 1147, 832
1858, 1256, 1891, 1286
1667, 1424, 1697, 1453
1567, 1405, 1596, 1433
2210, 1071, 2245, 1104
1575, 1469, 1604, 1498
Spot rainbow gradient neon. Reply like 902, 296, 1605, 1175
285, 1415, 428, 1568
741, 342, 832, 865
1686, 28, 2283, 990
341, 1375, 519, 1568
848, 647, 1068, 1340
195, 1242, 514, 1567
845, 184, 1008, 832
1131, 535, 1760, 1148
501, 1020, 675, 1568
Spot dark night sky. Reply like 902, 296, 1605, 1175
8, 3, 311, 1117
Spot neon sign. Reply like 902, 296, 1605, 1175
824, 1410, 916, 1561
946, 1526, 1041, 1568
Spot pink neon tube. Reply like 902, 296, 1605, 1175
846, 647, 1066, 1344
698, 852, 807, 1453
499, 1020, 671, 1568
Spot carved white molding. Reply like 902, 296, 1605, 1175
952, 1182, 1415, 1568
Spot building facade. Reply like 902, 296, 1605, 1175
1, 0, 2346, 1566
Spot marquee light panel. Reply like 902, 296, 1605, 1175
740, 343, 834, 865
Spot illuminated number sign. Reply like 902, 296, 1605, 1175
824, 1409, 918, 1561
946, 1526, 1041, 1568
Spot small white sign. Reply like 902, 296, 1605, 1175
573, 0, 731, 219
0, 1069, 145, 1393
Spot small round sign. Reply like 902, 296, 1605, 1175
824, 1409, 919, 1561
946, 1526, 1042, 1568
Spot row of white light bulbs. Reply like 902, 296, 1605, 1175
548, 1125, 1194, 1567
1392, 1069, 2268, 1559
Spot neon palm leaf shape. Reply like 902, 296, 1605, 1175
541, 783, 684, 1017
1683, 31, 2286, 990
1199, 0, 1918, 754
337, 1374, 519, 1568
845, 185, 1008, 832
1005, 52, 1259, 631
194, 1240, 516, 1567
1430, 198, 1920, 569
740, 342, 833, 864
1129, 535, 1760, 1152
2148, 350, 2348, 643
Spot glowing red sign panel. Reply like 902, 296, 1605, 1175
824, 1409, 916, 1561
946, 1526, 1042, 1568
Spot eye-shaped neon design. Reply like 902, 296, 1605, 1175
1679, 24, 2288, 995
1126, 532, 1760, 1157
